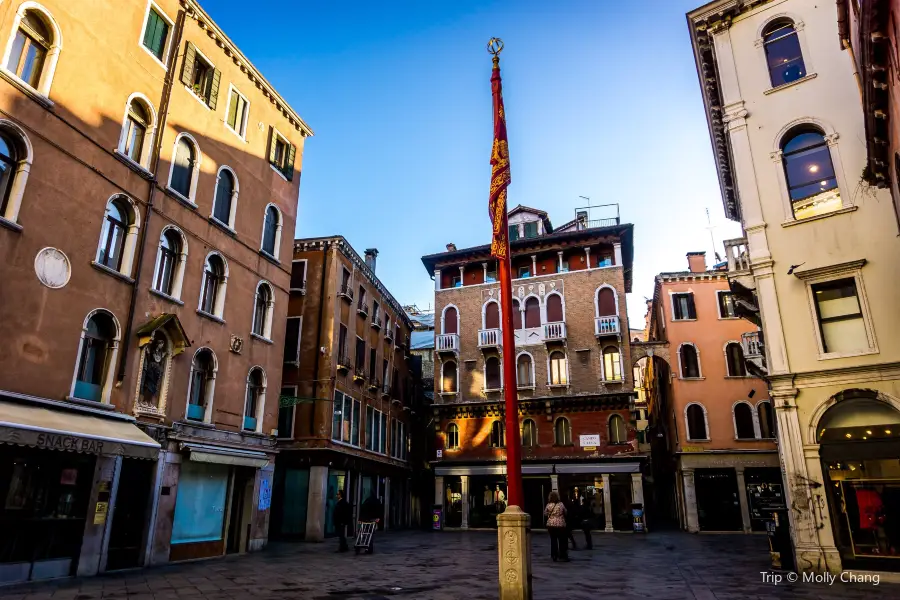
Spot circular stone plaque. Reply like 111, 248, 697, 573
34, 247, 71, 289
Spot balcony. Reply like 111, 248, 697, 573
371, 310, 381, 330
382, 383, 392, 399
724, 237, 755, 291
436, 333, 459, 354
291, 279, 307, 295
368, 377, 381, 393
352, 366, 366, 383
478, 328, 501, 349
385, 328, 394, 344
357, 302, 369, 318
338, 283, 354, 302
336, 353, 352, 373
742, 330, 767, 378
543, 322, 566, 343
594, 315, 620, 338
742, 331, 762, 358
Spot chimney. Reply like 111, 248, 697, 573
364, 248, 378, 273
687, 251, 707, 273
446, 243, 457, 252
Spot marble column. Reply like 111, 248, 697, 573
601, 474, 613, 532
735, 466, 752, 533
631, 472, 645, 532
556, 251, 563, 272
682, 469, 700, 533
305, 466, 328, 542
461, 475, 470, 529
497, 506, 533, 600
434, 269, 441, 291
613, 242, 622, 266
584, 247, 591, 269
458, 265, 465, 287
530, 255, 537, 276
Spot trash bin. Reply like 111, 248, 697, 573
766, 510, 794, 570
631, 503, 645, 533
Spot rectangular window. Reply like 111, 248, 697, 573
369, 348, 376, 379
380, 412, 387, 454
672, 293, 696, 320
508, 224, 519, 241
355, 338, 365, 370
366, 405, 375, 451
283, 317, 301, 364
718, 292, 737, 319
180, 43, 220, 108
331, 391, 359, 446
142, 6, 170, 62
269, 128, 296, 180
290, 260, 307, 292
337, 324, 347, 361
358, 286, 367, 307
523, 221, 538, 238
331, 391, 344, 441
812, 278, 868, 354
351, 398, 360, 447
450, 274, 462, 288
517, 265, 531, 278
277, 386, 295, 439
373, 300, 380, 323
486, 265, 497, 282
226, 87, 249, 138
341, 268, 350, 290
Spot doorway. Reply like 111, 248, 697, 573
695, 469, 742, 531
106, 459, 155, 570
226, 468, 255, 554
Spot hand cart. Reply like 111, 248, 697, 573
354, 519, 378, 554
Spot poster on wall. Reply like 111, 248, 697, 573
747, 482, 786, 519
432, 507, 442, 530
579, 434, 600, 447
259, 478, 272, 511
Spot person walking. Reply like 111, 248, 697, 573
334, 489, 352, 552
544, 491, 569, 562
580, 496, 593, 550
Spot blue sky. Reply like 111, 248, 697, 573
205, 0, 742, 327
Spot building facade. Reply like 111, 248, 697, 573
644, 253, 779, 534
421, 205, 646, 531
0, 0, 310, 583
689, 0, 900, 573
272, 237, 419, 541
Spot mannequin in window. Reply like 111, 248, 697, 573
484, 485, 492, 506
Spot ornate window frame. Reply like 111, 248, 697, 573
732, 399, 760, 440
68, 308, 120, 405
150, 225, 187, 302
684, 402, 710, 442
166, 132, 202, 206
1, 2, 63, 99
677, 342, 703, 379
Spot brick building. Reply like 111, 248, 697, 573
420, 205, 646, 531
643, 253, 780, 534
0, 0, 310, 583
272, 237, 422, 541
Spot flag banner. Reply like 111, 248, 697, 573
489, 57, 511, 260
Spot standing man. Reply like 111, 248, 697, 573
334, 489, 352, 552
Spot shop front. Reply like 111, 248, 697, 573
0, 397, 160, 584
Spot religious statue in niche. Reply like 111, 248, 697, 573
138, 332, 168, 410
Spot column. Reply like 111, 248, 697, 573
557, 251, 563, 273
458, 265, 465, 287
584, 247, 591, 269
305, 466, 328, 542
434, 269, 441, 291
530, 255, 537, 276
613, 242, 622, 267
460, 475, 470, 529
482, 262, 488, 281
630, 473, 644, 506
735, 466, 752, 533
550, 474, 559, 492
78, 455, 121, 576
434, 475, 444, 507
682, 469, 700, 533
601, 474, 613, 532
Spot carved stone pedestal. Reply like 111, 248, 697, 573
496, 505, 532, 600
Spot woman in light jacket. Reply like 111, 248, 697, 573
544, 491, 569, 562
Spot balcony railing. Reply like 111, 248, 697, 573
594, 315, 620, 337
357, 302, 369, 318
478, 328, 501, 348
436, 333, 459, 353
382, 383, 392, 399
724, 237, 750, 273
543, 322, 566, 342
336, 353, 352, 373
584, 217, 620, 229
371, 310, 381, 330
338, 283, 354, 302
291, 279, 307, 295
368, 377, 381, 392
385, 328, 394, 344
742, 331, 762, 359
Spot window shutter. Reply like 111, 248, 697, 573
687, 294, 697, 319
207, 68, 222, 110
268, 127, 277, 165
180, 42, 196, 88
284, 142, 296, 181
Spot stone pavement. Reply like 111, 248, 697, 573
0, 530, 895, 600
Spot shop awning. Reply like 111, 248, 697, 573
555, 462, 640, 474
0, 401, 161, 460
181, 443, 270, 468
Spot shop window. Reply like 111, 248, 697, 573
171, 462, 229, 545
734, 402, 756, 439
446, 422, 459, 449
490, 420, 505, 448
522, 418, 537, 447
485, 356, 501, 390
726, 342, 746, 377
686, 403, 708, 441
554, 417, 572, 446
609, 414, 627, 444
679, 344, 701, 378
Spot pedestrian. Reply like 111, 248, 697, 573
334, 489, 352, 553
544, 491, 569, 562
359, 493, 382, 554
580, 496, 593, 550
563, 496, 577, 550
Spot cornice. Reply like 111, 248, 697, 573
792, 259, 866, 281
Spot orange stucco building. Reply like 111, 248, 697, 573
644, 252, 782, 533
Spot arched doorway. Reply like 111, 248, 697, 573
817, 390, 900, 571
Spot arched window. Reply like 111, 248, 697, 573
252, 282, 274, 339
484, 301, 500, 329
73, 311, 118, 402
546, 294, 563, 322
680, 344, 700, 378
97, 196, 138, 276
443, 306, 458, 334
686, 404, 708, 441
446, 423, 459, 449
441, 361, 457, 393
187, 348, 216, 421
725, 342, 746, 377
212, 168, 237, 227
758, 401, 775, 439
153, 228, 184, 298
511, 299, 522, 330
490, 420, 505, 448
549, 351, 567, 385
554, 417, 572, 446
597, 287, 616, 316
244, 367, 266, 432
169, 135, 198, 200
6, 8, 60, 95
522, 418, 537, 447
121, 97, 152, 166
781, 127, 840, 219
734, 402, 757, 439
524, 297, 540, 328
609, 414, 627, 444
485, 356, 501, 390
603, 346, 622, 381
261, 205, 281, 258
0, 127, 28, 222
199, 254, 227, 318
516, 353, 534, 388
763, 19, 806, 88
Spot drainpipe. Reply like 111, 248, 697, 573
117, 8, 188, 382
310, 240, 329, 435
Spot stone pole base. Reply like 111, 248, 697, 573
497, 505, 532, 600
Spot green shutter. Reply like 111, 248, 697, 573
268, 127, 277, 165
180, 42, 196, 88
284, 142, 296, 181
207, 68, 221, 110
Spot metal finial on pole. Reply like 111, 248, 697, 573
488, 37, 503, 66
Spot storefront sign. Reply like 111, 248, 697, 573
258, 478, 272, 511
436, 449, 443, 458
582, 446, 596, 452
579, 434, 600, 447
747, 483, 786, 519
37, 433, 104, 454
93, 501, 108, 525
681, 445, 705, 453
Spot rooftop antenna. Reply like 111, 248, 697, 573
705, 208, 722, 263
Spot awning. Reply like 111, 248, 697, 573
434, 462, 642, 476
0, 401, 160, 460
181, 443, 269, 468
554, 462, 640, 474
